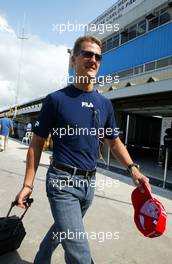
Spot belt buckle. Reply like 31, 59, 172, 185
85, 170, 89, 177
73, 167, 77, 176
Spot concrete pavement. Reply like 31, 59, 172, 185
0, 139, 172, 264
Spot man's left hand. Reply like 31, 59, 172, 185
130, 166, 151, 193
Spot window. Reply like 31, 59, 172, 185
121, 29, 128, 44
107, 38, 113, 50
113, 35, 119, 48
134, 65, 143, 75
128, 25, 137, 40
145, 62, 155, 71
119, 69, 133, 78
102, 41, 106, 53
101, 5, 171, 54
157, 57, 169, 68
137, 20, 146, 36
160, 12, 171, 25
148, 16, 159, 30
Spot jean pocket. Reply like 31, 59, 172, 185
46, 167, 74, 194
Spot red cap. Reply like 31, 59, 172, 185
131, 184, 167, 238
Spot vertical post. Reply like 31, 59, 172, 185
107, 145, 110, 169
14, 14, 28, 119
125, 114, 130, 146
158, 118, 163, 165
163, 148, 169, 189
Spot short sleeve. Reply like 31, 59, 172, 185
104, 101, 119, 139
33, 94, 55, 138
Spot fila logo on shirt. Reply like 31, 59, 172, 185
81, 102, 94, 108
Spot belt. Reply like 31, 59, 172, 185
52, 160, 96, 177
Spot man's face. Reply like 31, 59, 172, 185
72, 41, 101, 82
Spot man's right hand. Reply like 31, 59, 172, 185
15, 187, 32, 209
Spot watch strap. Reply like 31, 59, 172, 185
127, 163, 140, 174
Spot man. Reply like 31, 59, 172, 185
0, 114, 14, 151
163, 122, 172, 169
15, 36, 150, 264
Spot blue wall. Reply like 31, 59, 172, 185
68, 22, 172, 77
98, 22, 172, 75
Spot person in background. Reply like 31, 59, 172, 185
0, 114, 14, 151
26, 122, 32, 132
163, 122, 172, 169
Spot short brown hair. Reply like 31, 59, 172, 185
73, 35, 102, 55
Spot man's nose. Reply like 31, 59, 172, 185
90, 54, 97, 63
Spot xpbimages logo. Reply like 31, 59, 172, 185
52, 21, 119, 35
49, 177, 120, 191
52, 229, 120, 243
52, 125, 120, 139
53, 74, 120, 87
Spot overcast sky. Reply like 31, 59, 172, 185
0, 0, 117, 111
0, 15, 70, 111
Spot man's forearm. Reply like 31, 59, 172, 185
109, 137, 133, 168
15, 134, 46, 207
23, 135, 45, 188
23, 146, 42, 187
108, 137, 150, 191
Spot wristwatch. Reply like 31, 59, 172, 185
127, 163, 140, 174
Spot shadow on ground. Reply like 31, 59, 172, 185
17, 147, 29, 150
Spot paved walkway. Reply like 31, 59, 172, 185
0, 139, 172, 264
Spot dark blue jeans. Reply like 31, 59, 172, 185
34, 165, 95, 264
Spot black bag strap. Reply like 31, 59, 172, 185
6, 198, 34, 221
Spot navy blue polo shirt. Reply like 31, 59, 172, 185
33, 85, 119, 170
